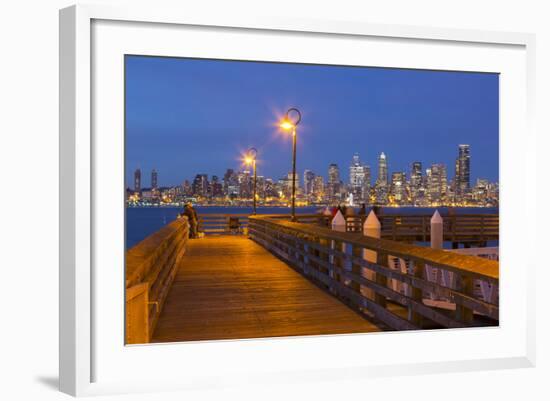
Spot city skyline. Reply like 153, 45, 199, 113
127, 147, 483, 189
129, 146, 485, 190
125, 56, 499, 187
128, 143, 499, 208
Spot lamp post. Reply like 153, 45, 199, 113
244, 147, 258, 215
280, 108, 302, 222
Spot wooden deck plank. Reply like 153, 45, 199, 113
152, 235, 381, 342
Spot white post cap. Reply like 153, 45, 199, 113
363, 210, 381, 230
431, 209, 443, 224
332, 210, 346, 230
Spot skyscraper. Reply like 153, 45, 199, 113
192, 174, 209, 197
328, 163, 340, 203
223, 169, 239, 198
286, 172, 299, 192
210, 175, 223, 197
427, 163, 447, 203
328, 163, 340, 186
374, 152, 389, 204
349, 153, 370, 203
455, 144, 471, 199
134, 168, 141, 193
410, 162, 422, 202
377, 152, 388, 187
361, 165, 371, 203
182, 179, 192, 196
303, 170, 315, 197
312, 176, 325, 201
238, 170, 251, 198
390, 172, 406, 204
151, 169, 158, 189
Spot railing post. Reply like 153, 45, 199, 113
362, 211, 380, 301
455, 274, 474, 324
431, 210, 443, 249
428, 210, 445, 297
331, 211, 347, 286
409, 261, 424, 326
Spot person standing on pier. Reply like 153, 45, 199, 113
182, 203, 198, 239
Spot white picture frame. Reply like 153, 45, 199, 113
59, 3, 536, 397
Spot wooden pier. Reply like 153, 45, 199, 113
125, 212, 499, 344
152, 235, 381, 342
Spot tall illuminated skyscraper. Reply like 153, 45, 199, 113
410, 162, 422, 201
390, 172, 406, 204
312, 176, 325, 201
192, 174, 209, 197
151, 169, 158, 189
134, 168, 141, 192
374, 152, 389, 204
428, 163, 447, 203
377, 152, 388, 186
328, 163, 340, 203
303, 170, 315, 196
455, 144, 471, 199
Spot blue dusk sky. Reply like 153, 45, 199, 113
125, 55, 499, 188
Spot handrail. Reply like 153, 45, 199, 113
197, 213, 250, 234
291, 213, 498, 243
125, 216, 189, 344
196, 213, 322, 235
248, 215, 498, 331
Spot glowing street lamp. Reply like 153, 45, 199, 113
244, 147, 258, 215
279, 108, 301, 222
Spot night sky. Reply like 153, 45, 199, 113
125, 55, 499, 188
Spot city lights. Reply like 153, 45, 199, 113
127, 144, 499, 209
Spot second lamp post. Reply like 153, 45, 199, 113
280, 108, 302, 222
244, 147, 258, 215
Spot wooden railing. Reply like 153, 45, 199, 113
197, 213, 250, 235
125, 216, 189, 344
248, 215, 499, 331
289, 213, 498, 244
344, 214, 498, 244
196, 213, 324, 235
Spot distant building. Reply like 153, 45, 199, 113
374, 152, 389, 204
390, 172, 406, 204
427, 163, 447, 203
473, 178, 489, 202
141, 189, 154, 201
264, 178, 279, 198
377, 152, 388, 187
238, 171, 251, 198
328, 163, 341, 204
256, 176, 266, 200
303, 170, 316, 197
223, 169, 239, 198
151, 169, 158, 189
349, 153, 370, 204
455, 144, 471, 200
312, 176, 325, 202
410, 162, 422, 202
134, 169, 141, 193
192, 174, 209, 197
210, 175, 223, 197
285, 172, 299, 199
181, 180, 192, 196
